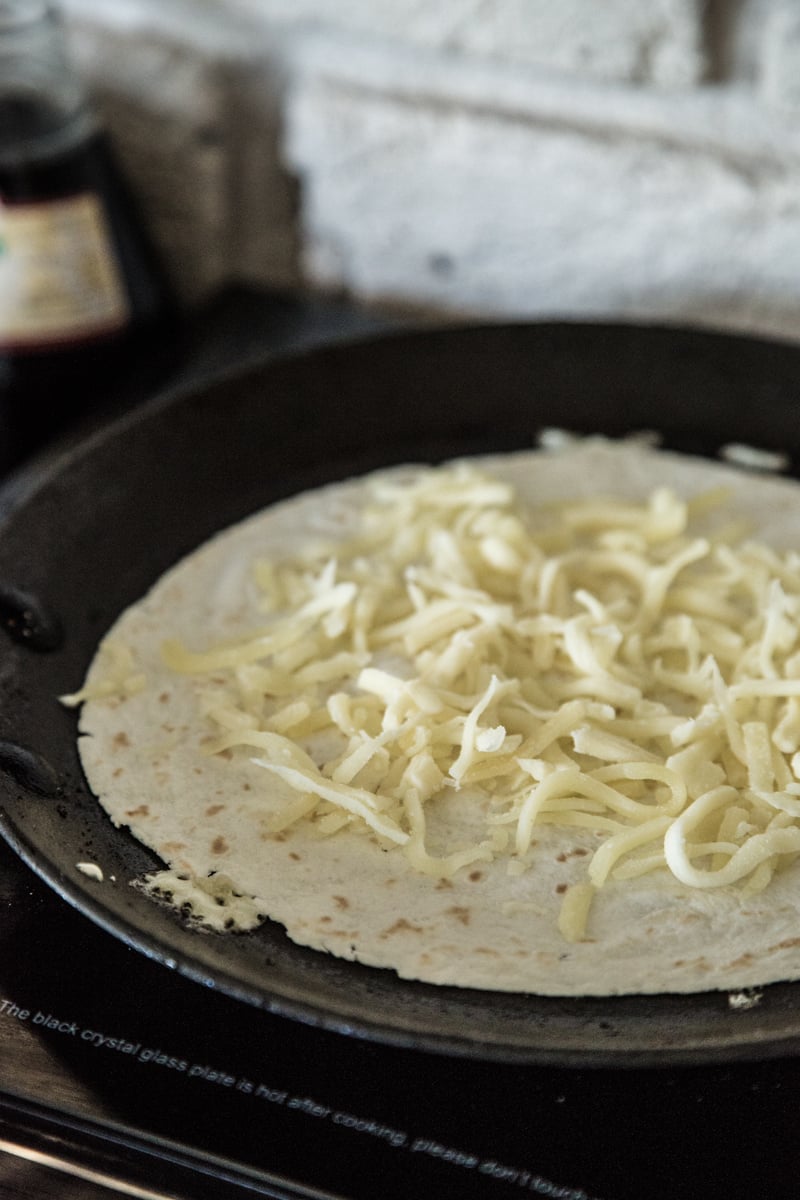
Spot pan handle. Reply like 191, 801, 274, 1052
0, 741, 60, 797
0, 585, 63, 651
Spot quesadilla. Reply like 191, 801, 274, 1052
66, 440, 800, 996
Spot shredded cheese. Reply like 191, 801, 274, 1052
60, 641, 146, 706
157, 460, 800, 940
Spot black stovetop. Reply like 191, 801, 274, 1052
2, 289, 800, 1200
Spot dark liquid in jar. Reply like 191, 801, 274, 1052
0, 98, 176, 464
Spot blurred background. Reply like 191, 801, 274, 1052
57, 0, 800, 341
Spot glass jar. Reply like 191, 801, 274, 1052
0, 0, 175, 466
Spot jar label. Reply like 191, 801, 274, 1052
0, 192, 129, 349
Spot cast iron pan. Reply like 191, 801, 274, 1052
3, 320, 800, 1068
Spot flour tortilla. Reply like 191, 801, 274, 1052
76, 441, 800, 997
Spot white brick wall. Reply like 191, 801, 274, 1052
224, 0, 705, 87
58, 0, 800, 340
761, 2, 800, 108
285, 31, 800, 337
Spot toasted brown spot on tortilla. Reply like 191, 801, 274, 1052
159, 692, 170, 703
446, 906, 471, 926
205, 804, 225, 817
333, 895, 350, 910
113, 731, 130, 749
555, 883, 568, 894
381, 918, 424, 938
112, 768, 124, 778
211, 836, 229, 855
468, 870, 485, 882
125, 804, 150, 818
435, 878, 454, 890
289, 851, 302, 860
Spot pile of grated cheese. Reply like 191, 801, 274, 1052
159, 461, 800, 941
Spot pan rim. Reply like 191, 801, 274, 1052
4, 317, 800, 1066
